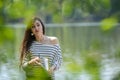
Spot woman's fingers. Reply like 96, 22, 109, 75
28, 57, 40, 64
48, 67, 54, 74
35, 61, 41, 65
35, 57, 40, 62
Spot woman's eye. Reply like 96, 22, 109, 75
32, 26, 35, 28
37, 24, 40, 27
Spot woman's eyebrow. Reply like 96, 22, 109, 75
36, 22, 40, 24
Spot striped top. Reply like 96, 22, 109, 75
22, 41, 62, 71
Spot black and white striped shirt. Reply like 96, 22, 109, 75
23, 41, 62, 71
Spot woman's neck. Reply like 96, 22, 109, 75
35, 34, 45, 42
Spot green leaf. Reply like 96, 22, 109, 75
101, 17, 118, 31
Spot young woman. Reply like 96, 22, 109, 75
20, 17, 62, 80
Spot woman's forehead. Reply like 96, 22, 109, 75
33, 20, 41, 24
35, 20, 40, 23
31, 20, 40, 26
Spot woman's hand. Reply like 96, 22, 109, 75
48, 66, 55, 74
28, 57, 41, 65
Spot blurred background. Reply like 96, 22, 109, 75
0, 0, 120, 80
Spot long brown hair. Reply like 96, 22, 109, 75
20, 17, 45, 66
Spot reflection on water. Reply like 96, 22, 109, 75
101, 57, 120, 80
0, 63, 25, 80
0, 25, 120, 80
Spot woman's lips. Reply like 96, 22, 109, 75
35, 30, 39, 32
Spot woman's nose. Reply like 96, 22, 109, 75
35, 26, 38, 31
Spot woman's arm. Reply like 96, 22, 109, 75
52, 44, 62, 71
22, 53, 41, 68
22, 53, 31, 68
49, 37, 62, 73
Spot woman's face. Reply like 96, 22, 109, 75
31, 20, 43, 36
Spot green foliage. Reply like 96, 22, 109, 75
9, 1, 25, 18
114, 48, 120, 58
0, 0, 3, 8
66, 62, 82, 73
62, 1, 74, 17
53, 12, 63, 23
0, 0, 119, 23
83, 51, 101, 80
101, 17, 118, 31
0, 27, 14, 45
0, 26, 15, 65
0, 50, 8, 64
90, 40, 102, 50
24, 65, 52, 80
101, 0, 110, 9
6, 0, 36, 20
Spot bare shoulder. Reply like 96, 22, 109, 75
48, 36, 59, 45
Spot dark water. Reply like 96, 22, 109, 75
0, 25, 120, 80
